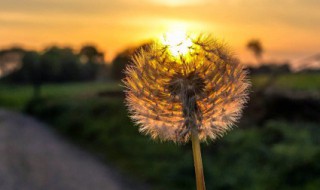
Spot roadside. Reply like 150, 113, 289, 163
0, 109, 146, 190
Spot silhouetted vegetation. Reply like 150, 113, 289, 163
79, 45, 105, 80
22, 51, 42, 98
22, 86, 320, 190
111, 42, 151, 80
248, 63, 291, 75
1, 40, 320, 189
247, 39, 264, 63
0, 71, 319, 189
1, 45, 107, 84
111, 48, 134, 81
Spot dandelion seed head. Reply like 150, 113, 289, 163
124, 34, 250, 143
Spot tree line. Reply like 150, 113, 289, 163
2, 39, 316, 92
0, 43, 151, 83
2, 46, 105, 83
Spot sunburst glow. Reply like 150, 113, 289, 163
160, 30, 193, 57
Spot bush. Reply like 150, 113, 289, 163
25, 95, 320, 190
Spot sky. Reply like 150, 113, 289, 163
0, 0, 319, 64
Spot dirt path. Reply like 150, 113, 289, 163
0, 109, 144, 190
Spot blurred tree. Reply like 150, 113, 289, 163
2, 45, 107, 83
41, 47, 81, 82
80, 45, 99, 62
111, 42, 150, 80
41, 47, 63, 81
21, 51, 42, 98
79, 45, 105, 80
247, 39, 263, 63
59, 48, 82, 81
111, 49, 134, 81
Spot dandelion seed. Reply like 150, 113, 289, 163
123, 33, 250, 190
124, 34, 250, 143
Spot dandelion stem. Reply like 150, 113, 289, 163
191, 128, 206, 190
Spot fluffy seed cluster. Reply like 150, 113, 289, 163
124, 34, 250, 143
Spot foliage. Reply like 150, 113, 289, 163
111, 42, 151, 80
247, 39, 263, 62
251, 73, 320, 92
0, 76, 319, 189
3, 45, 107, 83
0, 82, 120, 110
79, 45, 105, 80
24, 96, 320, 190
111, 49, 132, 81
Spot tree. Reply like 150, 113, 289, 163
2, 45, 106, 84
21, 51, 41, 98
80, 45, 100, 62
111, 42, 151, 81
111, 49, 134, 81
247, 39, 263, 63
40, 47, 81, 82
79, 45, 105, 80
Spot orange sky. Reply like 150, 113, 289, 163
0, 0, 319, 64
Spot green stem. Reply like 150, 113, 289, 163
191, 129, 206, 190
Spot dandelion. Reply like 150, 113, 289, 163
124, 33, 250, 190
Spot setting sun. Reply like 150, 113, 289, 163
160, 30, 193, 57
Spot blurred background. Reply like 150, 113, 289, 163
0, 0, 319, 190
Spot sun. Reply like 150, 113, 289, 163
160, 30, 193, 58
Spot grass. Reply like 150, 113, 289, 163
276, 73, 320, 91
0, 73, 319, 189
1, 73, 319, 111
0, 82, 121, 110
0, 84, 33, 110
251, 73, 320, 92
24, 96, 320, 190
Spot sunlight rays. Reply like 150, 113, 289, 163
160, 30, 193, 57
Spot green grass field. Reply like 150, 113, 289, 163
0, 73, 319, 189
0, 82, 121, 110
1, 73, 319, 111
21, 94, 320, 190
251, 73, 320, 91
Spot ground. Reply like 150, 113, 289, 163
0, 109, 144, 190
